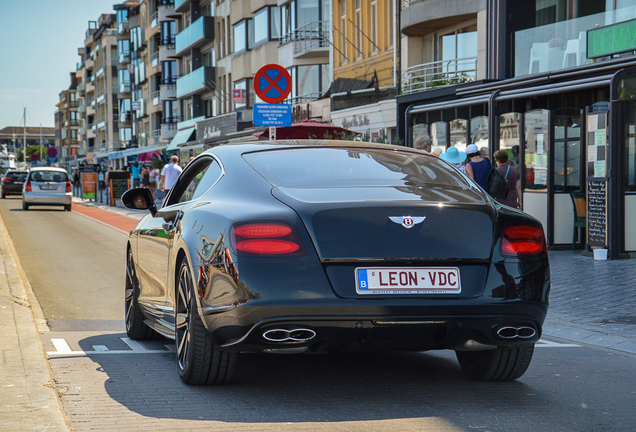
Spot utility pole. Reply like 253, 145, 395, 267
40, 123, 43, 164
23, 108, 26, 166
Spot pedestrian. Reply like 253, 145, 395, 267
73, 169, 80, 197
105, 166, 113, 204
149, 162, 160, 201
493, 149, 522, 209
130, 161, 141, 188
160, 155, 183, 197
140, 164, 150, 189
439, 146, 467, 174
465, 143, 491, 190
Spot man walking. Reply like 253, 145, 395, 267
160, 155, 182, 196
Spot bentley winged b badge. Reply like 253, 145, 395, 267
389, 216, 426, 229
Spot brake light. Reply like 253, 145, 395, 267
501, 226, 546, 256
66, 181, 72, 193
231, 223, 305, 256
25, 181, 32, 192
3, 178, 10, 183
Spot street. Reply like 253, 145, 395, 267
2, 196, 636, 431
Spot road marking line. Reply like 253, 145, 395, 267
536, 339, 581, 348
46, 337, 175, 356
51, 339, 73, 354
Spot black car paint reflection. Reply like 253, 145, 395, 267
123, 141, 550, 385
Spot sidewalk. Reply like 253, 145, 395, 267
1, 198, 636, 430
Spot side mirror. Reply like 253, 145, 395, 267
121, 187, 157, 217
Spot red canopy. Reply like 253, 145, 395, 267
253, 119, 358, 140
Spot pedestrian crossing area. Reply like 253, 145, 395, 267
44, 335, 579, 357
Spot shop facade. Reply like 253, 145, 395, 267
397, 3, 636, 259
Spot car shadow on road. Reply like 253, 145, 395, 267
54, 333, 543, 426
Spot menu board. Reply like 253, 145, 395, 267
81, 172, 97, 199
108, 171, 130, 206
587, 181, 608, 247
586, 113, 608, 178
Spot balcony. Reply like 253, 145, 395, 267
402, 57, 477, 94
401, 0, 484, 36
159, 43, 175, 60
161, 123, 178, 140
158, 2, 175, 22
119, 82, 131, 95
175, 0, 189, 13
281, 21, 330, 60
160, 82, 176, 100
514, 6, 636, 77
175, 16, 214, 57
177, 66, 215, 99
118, 51, 131, 64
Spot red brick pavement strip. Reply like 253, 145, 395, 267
72, 202, 139, 233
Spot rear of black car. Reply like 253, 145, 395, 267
198, 143, 549, 381
2, 170, 28, 197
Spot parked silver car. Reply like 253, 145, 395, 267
22, 167, 72, 211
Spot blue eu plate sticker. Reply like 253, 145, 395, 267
357, 269, 368, 290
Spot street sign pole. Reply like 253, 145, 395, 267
269, 126, 276, 140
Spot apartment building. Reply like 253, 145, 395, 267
75, 14, 120, 165
54, 73, 81, 161
166, 0, 216, 157
329, 0, 398, 141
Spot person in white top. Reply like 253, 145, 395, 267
160, 155, 183, 193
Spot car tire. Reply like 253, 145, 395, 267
175, 257, 237, 385
65, 204, 72, 211
22, 202, 28, 210
125, 249, 158, 340
1, 191, 5, 198
455, 344, 535, 381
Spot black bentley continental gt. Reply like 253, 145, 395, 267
122, 140, 549, 385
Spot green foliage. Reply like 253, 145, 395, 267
150, 157, 164, 170
16, 145, 45, 162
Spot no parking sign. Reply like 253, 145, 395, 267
253, 64, 292, 128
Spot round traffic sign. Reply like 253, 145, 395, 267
47, 147, 58, 158
30, 153, 38, 161
254, 64, 292, 104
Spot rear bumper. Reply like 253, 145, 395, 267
23, 192, 72, 205
202, 301, 548, 353
2, 185, 23, 195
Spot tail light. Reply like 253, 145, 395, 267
231, 223, 305, 257
3, 178, 11, 183
501, 226, 546, 257
65, 181, 72, 193
25, 181, 32, 192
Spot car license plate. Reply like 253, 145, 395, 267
40, 185, 57, 190
15, 181, 23, 185
356, 267, 461, 295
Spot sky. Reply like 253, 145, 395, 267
0, 0, 121, 130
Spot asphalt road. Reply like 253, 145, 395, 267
3, 196, 636, 431
0, 196, 126, 330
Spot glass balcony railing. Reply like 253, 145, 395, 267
515, 5, 636, 77
176, 66, 215, 98
175, 0, 189, 12
402, 57, 477, 94
175, 16, 214, 56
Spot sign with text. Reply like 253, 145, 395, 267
253, 103, 292, 127
81, 172, 98, 199
588, 18, 636, 59
587, 181, 608, 247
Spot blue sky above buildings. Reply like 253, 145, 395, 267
0, 0, 118, 129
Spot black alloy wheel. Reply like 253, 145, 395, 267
125, 249, 156, 340
175, 257, 237, 385
455, 344, 535, 381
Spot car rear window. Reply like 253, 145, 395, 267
29, 171, 69, 183
243, 147, 470, 189
7, 172, 28, 181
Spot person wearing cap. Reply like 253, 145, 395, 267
440, 146, 467, 173
465, 143, 490, 189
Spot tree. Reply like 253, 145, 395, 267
16, 145, 45, 162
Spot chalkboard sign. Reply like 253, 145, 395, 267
110, 178, 129, 200
587, 180, 608, 247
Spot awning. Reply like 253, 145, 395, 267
108, 144, 167, 160
165, 128, 195, 152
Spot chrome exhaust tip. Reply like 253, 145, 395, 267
262, 328, 316, 342
495, 326, 537, 339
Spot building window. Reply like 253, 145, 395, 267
370, 0, 377, 52
289, 64, 330, 102
161, 61, 178, 83
203, 2, 214, 17
163, 100, 178, 123
118, 69, 131, 94
233, 19, 254, 54
117, 9, 128, 34
119, 128, 132, 147
119, 99, 132, 123
355, 0, 362, 57
160, 21, 176, 46
203, 49, 215, 67
233, 79, 250, 109
253, 7, 282, 46
118, 39, 130, 63
340, 0, 347, 61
